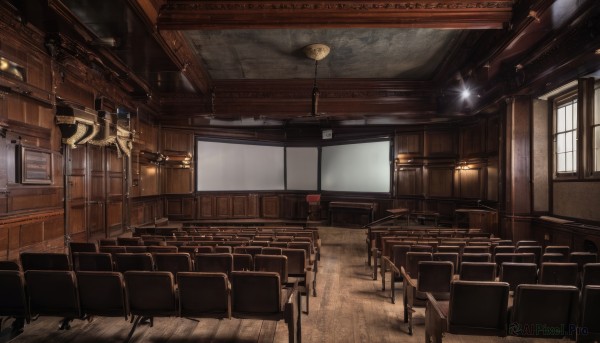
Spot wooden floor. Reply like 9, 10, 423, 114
2, 227, 566, 343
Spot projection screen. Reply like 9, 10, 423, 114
196, 140, 285, 191
286, 147, 318, 190
321, 140, 390, 193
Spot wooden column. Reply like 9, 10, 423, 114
504, 97, 533, 241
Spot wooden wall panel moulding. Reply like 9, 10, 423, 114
0, 208, 64, 228
158, 0, 513, 30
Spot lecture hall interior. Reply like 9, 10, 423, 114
1, 0, 600, 342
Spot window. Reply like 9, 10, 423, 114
594, 85, 600, 172
554, 96, 578, 174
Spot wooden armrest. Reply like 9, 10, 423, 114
425, 292, 446, 320
400, 266, 417, 288
382, 256, 400, 274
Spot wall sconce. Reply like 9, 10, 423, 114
456, 161, 470, 170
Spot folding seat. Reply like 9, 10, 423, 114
142, 239, 166, 247
515, 246, 543, 266
154, 253, 192, 278
495, 239, 514, 246
214, 246, 233, 253
510, 284, 579, 339
545, 245, 570, 256
177, 272, 231, 319
233, 253, 253, 271
125, 245, 148, 253
276, 236, 294, 243
516, 240, 539, 247
255, 254, 288, 284
261, 247, 283, 255
569, 252, 598, 272
539, 262, 579, 286
401, 252, 433, 324
461, 253, 491, 263
0, 270, 29, 335
269, 241, 289, 248
582, 263, 600, 289
410, 244, 434, 253
20, 252, 71, 271
25, 270, 80, 330
459, 262, 496, 281
499, 262, 537, 292
579, 285, 600, 342
124, 271, 178, 341
425, 280, 510, 343
493, 245, 515, 255
0, 260, 21, 271
436, 245, 461, 254
288, 241, 318, 295
68, 242, 97, 265
433, 252, 459, 274
73, 252, 113, 271
99, 245, 127, 255
117, 237, 142, 246
382, 244, 411, 301
463, 246, 490, 254
282, 248, 312, 314
147, 246, 178, 254
98, 238, 117, 246
177, 245, 210, 260
77, 271, 127, 318
230, 271, 301, 343
403, 261, 454, 335
251, 240, 270, 247
113, 253, 154, 273
234, 245, 264, 258
542, 253, 568, 263
195, 253, 234, 276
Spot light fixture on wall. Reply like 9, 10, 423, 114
303, 43, 330, 117
456, 161, 470, 170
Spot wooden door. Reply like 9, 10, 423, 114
87, 145, 105, 239
105, 147, 124, 236
67, 146, 87, 241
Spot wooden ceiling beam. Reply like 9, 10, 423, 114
157, 0, 513, 30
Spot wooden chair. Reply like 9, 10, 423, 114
114, 253, 154, 273
542, 253, 568, 263
579, 285, 600, 342
230, 271, 301, 343
25, 270, 80, 330
0, 270, 28, 336
403, 261, 453, 335
77, 271, 127, 319
499, 262, 537, 292
283, 248, 312, 314
154, 253, 193, 278
582, 263, 600, 289
124, 271, 178, 342
510, 284, 579, 339
255, 254, 288, 284
195, 253, 234, 276
177, 272, 231, 319
20, 252, 71, 272
425, 280, 509, 343
433, 252, 459, 275
68, 242, 97, 265
459, 262, 496, 281
74, 252, 114, 271
0, 261, 21, 271
539, 262, 579, 286
117, 237, 142, 246
515, 246, 543, 266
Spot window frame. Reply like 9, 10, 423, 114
552, 90, 579, 179
590, 82, 600, 177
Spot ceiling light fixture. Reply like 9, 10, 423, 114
303, 43, 330, 116
461, 88, 471, 99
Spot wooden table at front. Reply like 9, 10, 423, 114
328, 201, 377, 227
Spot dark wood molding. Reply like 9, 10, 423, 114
158, 0, 513, 30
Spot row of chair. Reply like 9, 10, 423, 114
424, 280, 599, 343
0, 269, 302, 343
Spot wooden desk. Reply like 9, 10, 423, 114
409, 211, 439, 226
329, 201, 376, 227
454, 209, 498, 235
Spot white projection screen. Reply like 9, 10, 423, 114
196, 140, 285, 191
321, 140, 391, 193
286, 147, 318, 190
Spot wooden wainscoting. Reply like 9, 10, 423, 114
0, 209, 65, 260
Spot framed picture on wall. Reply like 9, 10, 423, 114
16, 146, 53, 185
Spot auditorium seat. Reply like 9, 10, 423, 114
569, 252, 598, 272
499, 262, 538, 293
214, 246, 233, 253
74, 252, 114, 271
117, 237, 142, 246
404, 261, 454, 335
410, 245, 434, 253
99, 246, 127, 255
493, 245, 516, 255
510, 284, 579, 339
545, 245, 571, 256
459, 262, 496, 282
494, 252, 536, 272
255, 254, 288, 284
124, 271, 178, 341
283, 248, 312, 314
433, 252, 459, 274
114, 253, 154, 273
25, 270, 81, 330
0, 270, 28, 335
20, 252, 71, 271
579, 285, 600, 342
262, 247, 283, 255
461, 253, 491, 263
98, 238, 117, 246
463, 246, 491, 254
425, 280, 509, 343
230, 271, 301, 343
177, 272, 231, 319
232, 253, 253, 271
381, 244, 410, 296
125, 246, 148, 253
582, 263, 600, 289
68, 242, 97, 265
516, 240, 539, 247
539, 262, 579, 286
147, 246, 178, 254
515, 246, 543, 266
0, 260, 21, 271
195, 253, 234, 276
77, 271, 127, 318
154, 253, 193, 278
436, 245, 461, 254
542, 253, 568, 263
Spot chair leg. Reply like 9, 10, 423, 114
10, 317, 25, 336
373, 254, 378, 280
58, 317, 73, 330
125, 315, 142, 343
391, 276, 396, 304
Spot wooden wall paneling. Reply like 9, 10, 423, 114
216, 196, 232, 217
8, 188, 62, 212
487, 116, 500, 153
197, 195, 215, 218
261, 195, 280, 218
487, 158, 499, 201
425, 166, 454, 197
247, 194, 259, 217
232, 195, 247, 217
166, 197, 195, 220
0, 210, 65, 259
140, 164, 159, 196
424, 130, 457, 157
87, 145, 105, 239
68, 146, 87, 240
460, 122, 485, 158
130, 152, 140, 198
395, 131, 423, 157
396, 166, 422, 196
106, 148, 124, 235
161, 128, 193, 153
137, 121, 158, 152
162, 167, 193, 194
457, 167, 483, 199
